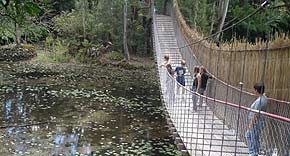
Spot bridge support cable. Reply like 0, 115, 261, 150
288, 47, 290, 104
234, 23, 249, 156
208, 34, 222, 156
220, 33, 234, 156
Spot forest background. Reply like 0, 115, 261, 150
0, 0, 289, 61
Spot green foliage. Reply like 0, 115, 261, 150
0, 0, 49, 44
0, 0, 152, 59
24, 2, 42, 16
35, 44, 77, 63
0, 0, 42, 24
54, 1, 122, 49
155, 0, 173, 14
103, 51, 125, 61
179, 0, 213, 34
0, 18, 49, 44
49, 0, 76, 12
52, 0, 151, 59
227, 2, 290, 42
127, 0, 152, 54
54, 10, 84, 39
36, 52, 76, 63
23, 24, 49, 43
0, 18, 15, 44
178, 0, 290, 42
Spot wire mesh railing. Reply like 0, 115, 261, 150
152, 2, 290, 155
158, 63, 290, 156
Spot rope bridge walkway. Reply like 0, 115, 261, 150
152, 14, 290, 156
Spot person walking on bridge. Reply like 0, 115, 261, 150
160, 55, 171, 94
166, 63, 175, 106
199, 66, 213, 106
165, 63, 175, 96
160, 55, 170, 67
175, 60, 186, 94
166, 64, 175, 77
192, 66, 201, 111
246, 82, 268, 156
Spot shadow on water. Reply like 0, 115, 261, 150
0, 63, 181, 156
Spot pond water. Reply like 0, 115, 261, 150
0, 62, 181, 156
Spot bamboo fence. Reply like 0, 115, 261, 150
173, 0, 290, 101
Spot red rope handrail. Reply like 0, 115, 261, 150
167, 71, 290, 123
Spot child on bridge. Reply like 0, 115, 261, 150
246, 82, 268, 156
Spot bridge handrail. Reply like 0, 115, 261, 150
213, 74, 290, 105
165, 70, 290, 123
162, 68, 290, 155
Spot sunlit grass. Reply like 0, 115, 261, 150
32, 45, 79, 63
34, 51, 77, 63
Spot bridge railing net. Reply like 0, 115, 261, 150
160, 66, 290, 155
170, 1, 290, 118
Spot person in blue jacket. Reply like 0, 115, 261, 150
175, 60, 186, 94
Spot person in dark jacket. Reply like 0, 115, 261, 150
166, 64, 174, 77
192, 66, 201, 111
175, 60, 186, 94
198, 66, 213, 106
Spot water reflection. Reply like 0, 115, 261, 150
1, 92, 37, 155
0, 90, 105, 155
16, 93, 24, 116
51, 126, 92, 155
0, 86, 173, 155
2, 92, 31, 123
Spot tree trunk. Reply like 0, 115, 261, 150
190, 0, 194, 28
123, 0, 130, 60
15, 22, 21, 45
209, 2, 216, 34
193, 0, 198, 29
216, 0, 229, 41
82, 0, 86, 41
144, 16, 152, 55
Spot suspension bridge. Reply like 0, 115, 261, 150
152, 1, 290, 156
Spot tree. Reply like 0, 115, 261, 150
82, 0, 87, 41
123, 0, 130, 60
216, 0, 229, 41
0, 0, 42, 45
178, 0, 290, 42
